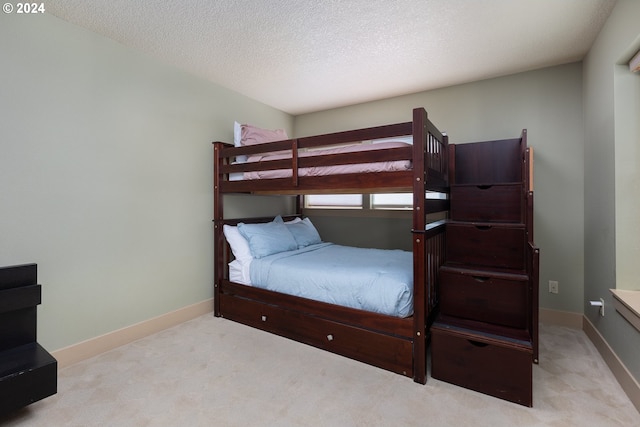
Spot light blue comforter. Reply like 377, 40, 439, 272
250, 243, 413, 317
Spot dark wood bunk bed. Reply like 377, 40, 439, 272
212, 107, 449, 384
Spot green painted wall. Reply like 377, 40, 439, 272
583, 0, 640, 384
296, 63, 585, 314
0, 12, 293, 351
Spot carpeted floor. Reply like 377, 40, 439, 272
2, 315, 639, 426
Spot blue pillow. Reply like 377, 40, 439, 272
237, 217, 298, 258
287, 218, 322, 248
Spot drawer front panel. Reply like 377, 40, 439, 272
220, 293, 414, 377
431, 326, 532, 406
446, 223, 526, 270
451, 184, 522, 222
440, 269, 528, 328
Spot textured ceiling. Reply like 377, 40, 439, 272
46, 0, 616, 115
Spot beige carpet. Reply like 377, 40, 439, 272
2, 315, 639, 427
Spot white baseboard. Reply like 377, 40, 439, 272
583, 315, 640, 413
52, 298, 213, 369
539, 307, 583, 328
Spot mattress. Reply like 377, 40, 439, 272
237, 140, 411, 180
249, 242, 413, 317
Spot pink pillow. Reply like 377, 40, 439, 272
240, 124, 288, 147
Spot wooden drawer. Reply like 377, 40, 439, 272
446, 223, 526, 270
431, 322, 532, 406
450, 184, 522, 222
453, 139, 522, 184
220, 293, 414, 377
439, 267, 528, 329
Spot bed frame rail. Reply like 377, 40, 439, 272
213, 108, 448, 195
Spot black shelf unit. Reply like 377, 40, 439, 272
0, 263, 57, 415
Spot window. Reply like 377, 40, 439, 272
305, 194, 363, 209
306, 193, 414, 210
371, 193, 413, 210
305, 193, 445, 211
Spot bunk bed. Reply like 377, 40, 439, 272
212, 107, 449, 384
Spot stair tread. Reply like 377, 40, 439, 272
440, 264, 529, 280
434, 314, 533, 348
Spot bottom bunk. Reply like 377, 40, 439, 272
219, 281, 415, 377
214, 215, 446, 383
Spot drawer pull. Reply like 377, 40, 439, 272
475, 225, 492, 231
468, 340, 489, 348
472, 275, 490, 282
477, 185, 493, 190
261, 315, 267, 322
327, 334, 334, 341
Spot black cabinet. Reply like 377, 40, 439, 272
0, 264, 57, 415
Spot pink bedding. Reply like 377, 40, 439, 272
243, 141, 411, 180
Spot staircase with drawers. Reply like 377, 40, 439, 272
431, 131, 539, 407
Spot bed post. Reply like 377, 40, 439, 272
521, 130, 539, 365
295, 195, 304, 216
213, 142, 224, 317
412, 108, 428, 384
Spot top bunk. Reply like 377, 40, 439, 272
213, 107, 448, 196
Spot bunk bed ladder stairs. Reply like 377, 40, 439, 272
431, 131, 539, 407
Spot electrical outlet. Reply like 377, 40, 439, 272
549, 280, 559, 294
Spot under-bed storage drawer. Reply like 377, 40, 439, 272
219, 293, 414, 377
446, 223, 526, 270
431, 322, 532, 406
450, 184, 522, 223
439, 267, 528, 329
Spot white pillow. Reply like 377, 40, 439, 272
223, 224, 252, 264
233, 121, 247, 163
229, 260, 252, 285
